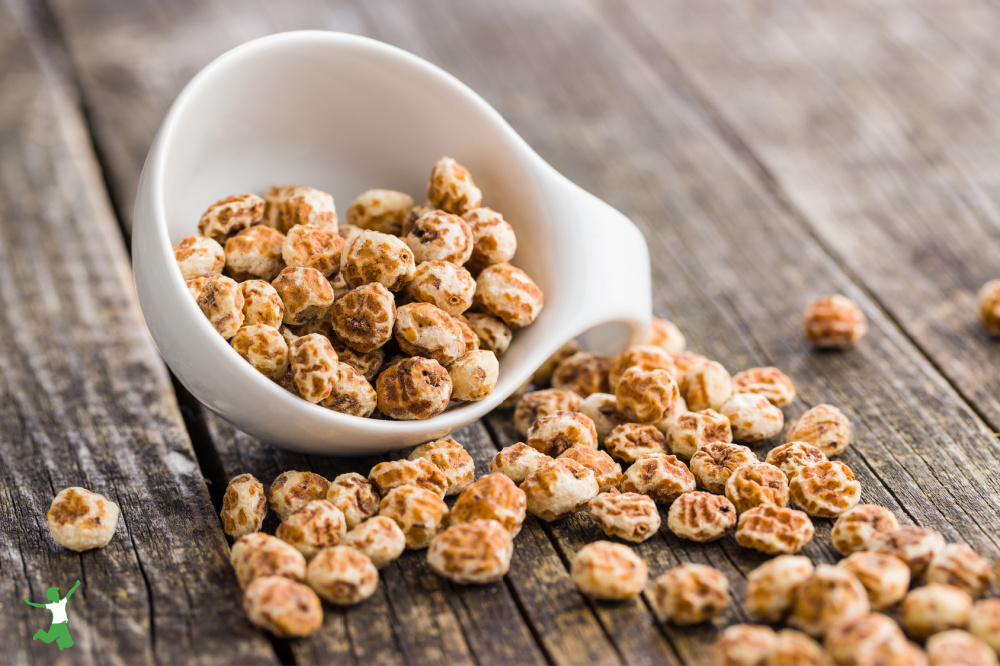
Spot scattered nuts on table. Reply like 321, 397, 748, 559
731, 366, 796, 407
786, 404, 853, 457
513, 389, 584, 436
230, 532, 307, 588
474, 262, 545, 328
342, 516, 406, 569
378, 484, 449, 549
263, 185, 337, 233
225, 226, 286, 282
900, 584, 973, 640
765, 441, 828, 481
665, 409, 732, 459
346, 189, 414, 235
823, 613, 905, 666
489, 442, 554, 484
289, 334, 339, 403
604, 423, 667, 463
968, 598, 1000, 655
271, 266, 334, 326
558, 445, 622, 492
197, 274, 245, 338
173, 235, 225, 280
447, 472, 527, 537
526, 410, 598, 457
552, 352, 612, 397
680, 360, 733, 412
838, 551, 912, 610
268, 471, 331, 521
376, 356, 453, 420
735, 504, 815, 555
428, 156, 482, 215
521, 458, 599, 522
788, 460, 862, 517
427, 519, 514, 585
587, 490, 661, 543
689, 441, 757, 495
326, 472, 380, 530
710, 624, 777, 666
231, 324, 290, 380
620, 453, 695, 504
46, 487, 120, 552
306, 546, 379, 606
608, 345, 676, 391
650, 563, 730, 625
464, 313, 512, 356
463, 207, 518, 274
978, 280, 1000, 336
803, 294, 868, 349
770, 629, 832, 665
615, 366, 680, 424
853, 636, 928, 666
199, 193, 265, 242
744, 555, 814, 623
871, 525, 946, 579
720, 393, 784, 442
579, 392, 630, 444
532, 341, 582, 387
571, 540, 648, 600
830, 504, 899, 555
243, 575, 323, 638
406, 260, 476, 315
275, 499, 347, 560
220, 474, 267, 540
330, 282, 397, 353
448, 349, 500, 401
340, 230, 416, 291
408, 438, 475, 496
725, 461, 789, 513
369, 457, 448, 498
666, 491, 737, 542
925, 630, 998, 666
240, 279, 284, 328
790, 564, 870, 637
925, 543, 995, 599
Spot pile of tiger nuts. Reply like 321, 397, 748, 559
175, 157, 543, 420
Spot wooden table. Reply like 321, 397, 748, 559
3, 0, 999, 663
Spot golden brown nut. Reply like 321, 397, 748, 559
721, 393, 785, 442
281, 224, 345, 277
526, 410, 598, 457
240, 279, 284, 328
197, 274, 245, 338
745, 555, 814, 623
289, 334, 338, 403
263, 185, 337, 233
926, 630, 998, 666
787, 404, 853, 457
340, 230, 416, 291
619, 453, 695, 504
463, 207, 517, 273
378, 484, 449, 549
326, 473, 380, 529
474, 262, 544, 328
521, 458, 599, 521
650, 563, 729, 625
579, 392, 629, 443
824, 613, 905, 666
342, 516, 406, 569
710, 624, 777, 666
489, 443, 553, 485
407, 260, 476, 315
680, 360, 733, 412
666, 491, 737, 542
271, 266, 335, 326
790, 564, 870, 638
231, 325, 290, 379
587, 490, 660, 543
394, 302, 467, 365
665, 409, 733, 459
46, 487, 120, 552
804, 294, 868, 349
330, 339, 385, 382
330, 282, 397, 354
220, 474, 267, 540
831, 504, 899, 555
306, 546, 378, 605
900, 584, 972, 641
448, 472, 527, 536
276, 499, 347, 560
199, 192, 265, 242
448, 350, 499, 401
839, 551, 911, 610
224, 225, 285, 282
427, 519, 513, 584
732, 366, 796, 407
231, 532, 307, 588
552, 352, 612, 397
725, 462, 789, 513
513, 389, 584, 436
532, 340, 582, 387
404, 209, 474, 265
559, 445, 622, 492
608, 345, 677, 391
968, 598, 1000, 655
369, 457, 448, 498
615, 366, 680, 424
465, 313, 512, 356
871, 525, 946, 579
605, 423, 666, 463
174, 235, 225, 281
771, 630, 833, 666
926, 544, 995, 599
321, 363, 377, 417
789, 461, 862, 517
979, 280, 1000, 336
243, 575, 322, 638
346, 189, 414, 235
376, 357, 453, 420
571, 541, 647, 600
646, 317, 686, 354
427, 156, 482, 215
766, 441, 828, 481
689, 441, 757, 495
408, 438, 475, 496
735, 504, 814, 555
268, 471, 331, 521
669, 351, 710, 384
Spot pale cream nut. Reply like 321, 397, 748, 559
271, 266, 335, 326
404, 209, 474, 265
721, 393, 784, 442
331, 282, 397, 354
448, 350, 499, 401
376, 356, 453, 420
579, 392, 629, 444
571, 540, 647, 600
394, 302, 467, 365
620, 453, 695, 504
463, 207, 517, 272
326, 473, 380, 530
804, 294, 868, 349
275, 499, 347, 560
531, 340, 581, 387
926, 543, 995, 599
231, 532, 307, 588
521, 458, 599, 521
788, 404, 852, 457
281, 224, 345, 277
735, 504, 814, 555
552, 352, 612, 397
968, 598, 1000, 655
513, 389, 584, 437
979, 280, 1000, 337
197, 274, 245, 338
452, 314, 480, 353
650, 563, 730, 625
838, 551, 911, 611
338, 223, 363, 244
231, 325, 290, 379
448, 472, 527, 537
587, 490, 660, 543
710, 624, 777, 666
790, 564, 870, 638
240, 279, 284, 328
745, 555, 814, 623
771, 630, 833, 666
667, 491, 737, 542
615, 366, 680, 425
187, 277, 208, 300
926, 630, 998, 666
526, 410, 598, 457
669, 351, 710, 385
489, 443, 554, 485
321, 363, 377, 417
174, 235, 225, 280
559, 445, 622, 492
198, 192, 265, 242
269, 471, 331, 521
378, 484, 449, 549
605, 423, 667, 463
342, 516, 406, 569
608, 345, 677, 391
306, 546, 378, 605
427, 156, 482, 215
789, 460, 862, 517
474, 262, 544, 328
46, 487, 119, 552
646, 317, 686, 354
831, 504, 899, 555
766, 441, 828, 481
900, 584, 972, 641
263, 185, 337, 234
465, 313, 512, 356
427, 519, 513, 584
690, 441, 757, 495
369, 457, 448, 498
401, 201, 435, 237
407, 260, 476, 315
290, 334, 339, 403
732, 366, 796, 407
409, 438, 475, 495
346, 189, 414, 235
680, 360, 733, 412
853, 637, 928, 666
220, 473, 267, 540
243, 575, 322, 638
871, 525, 946, 579
225, 225, 285, 281
665, 409, 733, 459
725, 462, 789, 513
824, 613, 905, 666
340, 230, 416, 292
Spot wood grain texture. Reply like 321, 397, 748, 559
0, 2, 276, 663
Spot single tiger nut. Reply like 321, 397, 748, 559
451, 314, 480, 353
448, 472, 527, 537
474, 262, 544, 328
732, 366, 797, 407
787, 404, 852, 457
900, 584, 973, 641
331, 282, 397, 354
409, 438, 475, 496
513, 389, 584, 436
463, 207, 517, 273
680, 360, 733, 412
241, 279, 284, 328
448, 350, 499, 401
465, 313, 512, 356
271, 266, 334, 326
710, 624, 778, 666
735, 504, 815, 555
174, 235, 225, 280
824, 613, 905, 666
346, 189, 414, 235
721, 393, 784, 442
243, 575, 322, 638
790, 564, 870, 638
369, 457, 448, 498
571, 540, 648, 600
427, 156, 482, 215
521, 458, 599, 521
552, 352, 612, 397
968, 598, 1000, 655
666, 491, 737, 542
619, 453, 695, 505
605, 423, 667, 463
378, 484, 449, 549
400, 200, 434, 237
407, 260, 476, 315
646, 317, 686, 354
650, 563, 730, 625
224, 225, 285, 282
489, 443, 554, 485
745, 555, 814, 623
669, 351, 710, 385
871, 525, 946, 579
342, 516, 406, 569
788, 460, 862, 517
340, 230, 416, 291
330, 339, 385, 382
404, 209, 474, 265
269, 471, 331, 521
979, 280, 1000, 336
326, 473, 380, 530
376, 356, 453, 420
804, 294, 868, 349
281, 224, 345, 277
615, 366, 680, 425
532, 340, 581, 386
526, 410, 598, 457
926, 543, 995, 599
666, 409, 733, 459
187, 277, 208, 300
263, 185, 338, 233
199, 192, 265, 242
766, 441, 828, 481
831, 504, 899, 555
197, 274, 245, 338
46, 487, 120, 552
394, 302, 467, 365
231, 324, 290, 379
559, 445, 622, 492
321, 363, 377, 418
579, 392, 629, 443
230, 532, 307, 588
690, 441, 757, 495
338, 223, 363, 244
839, 551, 911, 610
275, 499, 347, 560
306, 546, 378, 606
926, 630, 998, 666
220, 474, 267, 540
428, 519, 514, 585
587, 490, 660, 543
608, 345, 677, 391
725, 462, 788, 513
852, 637, 927, 666
289, 334, 339, 403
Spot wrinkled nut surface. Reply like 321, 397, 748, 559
521, 458, 599, 522
721, 393, 784, 442
771, 630, 833, 666
427, 519, 514, 584
979, 280, 1000, 337
198, 193, 265, 242
831, 504, 899, 555
224, 225, 285, 282
338, 224, 363, 243
559, 445, 622, 492
790, 564, 871, 638
281, 224, 345, 277
605, 423, 667, 463
46, 487, 120, 552
725, 462, 789, 513
787, 404, 853, 457
241, 279, 284, 328
690, 441, 757, 495
401, 201, 435, 238
321, 363, 377, 417
514, 389, 584, 436
289, 334, 338, 403
230, 532, 308, 588
340, 230, 416, 292
587, 490, 661, 543
900, 584, 973, 641
871, 525, 946, 579
465, 313, 512, 356
379, 484, 449, 549
342, 516, 406, 569
198, 274, 245, 338
231, 325, 290, 379
448, 350, 499, 401
326, 473, 380, 530
404, 210, 474, 265
766, 441, 828, 481
579, 392, 629, 443
571, 540, 648, 600
474, 262, 544, 328
526, 410, 598, 457
187, 277, 208, 299
646, 317, 686, 354
620, 453, 695, 505
670, 351, 710, 385
732, 366, 797, 407
427, 156, 482, 215
346, 189, 414, 235
789, 460, 862, 517
736, 504, 815, 555
926, 630, 998, 666
804, 294, 868, 349
608, 345, 677, 391
710, 624, 778, 666
552, 352, 612, 397
839, 551, 911, 611
394, 302, 467, 365
532, 340, 582, 387
263, 185, 337, 233
306, 546, 379, 606
489, 443, 554, 485
745, 555, 814, 623
269, 471, 331, 521
331, 282, 397, 354
275, 499, 347, 560
220, 473, 267, 540
650, 563, 730, 625
463, 207, 517, 272
369, 457, 448, 498
331, 340, 385, 382
824, 613, 905, 666
615, 366, 679, 425
407, 260, 476, 315
243, 575, 323, 638
271, 266, 334, 326
853, 637, 928, 666
680, 360, 733, 412
448, 472, 527, 536
376, 356, 453, 420
174, 235, 225, 281
408, 438, 475, 496
666, 491, 737, 542
666, 409, 733, 459
452, 314, 479, 353
968, 598, 1000, 655
926, 544, 995, 599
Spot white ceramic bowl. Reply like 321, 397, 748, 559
133, 31, 651, 455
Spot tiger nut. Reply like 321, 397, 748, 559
394, 302, 467, 365
680, 360, 733, 412
408, 438, 475, 496
787, 404, 852, 457
710, 624, 777, 666
224, 225, 285, 281
346, 189, 414, 235
240, 279, 284, 328
451, 314, 480, 353
231, 532, 307, 588
342, 516, 406, 569
579, 392, 629, 444
666, 409, 733, 459
646, 317, 686, 354
804, 294, 868, 349
521, 458, 599, 521
831, 504, 899, 555
608, 345, 677, 391
552, 352, 612, 397
243, 575, 322, 638
186, 277, 208, 299
979, 280, 1000, 336
788, 461, 862, 517
615, 366, 680, 424
199, 192, 265, 242
231, 325, 290, 379
404, 210, 474, 265
289, 334, 339, 403
474, 262, 544, 328
376, 356, 453, 421
745, 555, 814, 623
331, 282, 397, 353
926, 543, 995, 599
766, 441, 828, 481
338, 223, 363, 244
839, 551, 911, 610
269, 471, 331, 521
369, 457, 448, 498
197, 274, 245, 338
650, 563, 730, 625
732, 366, 797, 407
926, 630, 998, 666
526, 410, 598, 457
559, 445, 622, 492
448, 350, 499, 401
220, 474, 267, 540
465, 313, 512, 356
571, 540, 648, 600
263, 185, 338, 233
900, 584, 972, 640
619, 453, 695, 504
463, 207, 517, 272
407, 260, 476, 315
689, 441, 758, 495
605, 423, 667, 463
667, 490, 737, 542
725, 462, 789, 513
872, 525, 946, 579
736, 504, 815, 555
427, 156, 482, 215
330, 339, 385, 382
174, 235, 225, 280
790, 564, 870, 638
271, 266, 335, 326
401, 201, 435, 237
513, 389, 584, 436
824, 613, 905, 666
587, 490, 660, 543
281, 224, 345, 277
428, 519, 513, 585
321, 363, 378, 418
532, 340, 581, 387
448, 472, 527, 537
968, 598, 1000, 655
489, 443, 553, 485
326, 473, 380, 529
275, 499, 347, 560
771, 630, 833, 665
670, 351, 710, 384
340, 230, 416, 291
306, 546, 378, 606
721, 393, 784, 442
46, 487, 120, 552
379, 484, 449, 549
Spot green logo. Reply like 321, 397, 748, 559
24, 580, 80, 651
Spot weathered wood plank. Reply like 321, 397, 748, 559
0, 2, 276, 663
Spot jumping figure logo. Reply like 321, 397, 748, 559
24, 580, 80, 651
